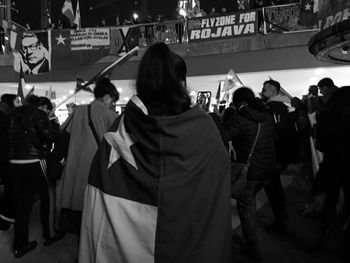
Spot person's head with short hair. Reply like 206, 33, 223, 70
38, 96, 53, 115
66, 102, 77, 115
1, 93, 22, 108
308, 85, 319, 97
317, 77, 334, 96
93, 77, 119, 109
260, 79, 281, 101
136, 42, 191, 116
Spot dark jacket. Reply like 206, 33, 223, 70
9, 105, 59, 160
267, 100, 297, 165
0, 102, 12, 164
209, 112, 229, 150
224, 105, 276, 180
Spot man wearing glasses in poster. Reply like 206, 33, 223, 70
15, 33, 50, 74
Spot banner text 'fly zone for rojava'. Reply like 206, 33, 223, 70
187, 10, 258, 42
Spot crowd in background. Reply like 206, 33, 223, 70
0, 42, 349, 262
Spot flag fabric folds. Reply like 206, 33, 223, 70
298, 0, 318, 28
74, 0, 81, 29
62, 0, 75, 27
79, 95, 232, 263
222, 69, 244, 92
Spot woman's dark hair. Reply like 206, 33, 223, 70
232, 87, 266, 112
136, 42, 191, 116
0, 93, 18, 108
38, 96, 53, 111
94, 77, 119, 102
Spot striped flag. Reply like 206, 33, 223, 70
74, 0, 81, 29
62, 0, 74, 27
79, 96, 232, 263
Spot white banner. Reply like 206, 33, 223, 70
70, 28, 110, 50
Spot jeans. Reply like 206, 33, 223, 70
237, 179, 267, 249
264, 168, 288, 223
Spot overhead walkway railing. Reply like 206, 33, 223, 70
2, 3, 322, 57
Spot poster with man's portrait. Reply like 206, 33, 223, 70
13, 31, 51, 75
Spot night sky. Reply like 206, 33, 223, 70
11, 0, 234, 29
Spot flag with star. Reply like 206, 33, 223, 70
51, 29, 110, 71
298, 0, 318, 28
79, 95, 232, 263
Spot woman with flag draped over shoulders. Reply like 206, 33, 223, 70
79, 42, 232, 263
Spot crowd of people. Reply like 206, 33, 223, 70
0, 42, 349, 262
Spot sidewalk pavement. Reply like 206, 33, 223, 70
0, 169, 347, 263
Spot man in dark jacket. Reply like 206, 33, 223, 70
0, 94, 22, 231
9, 95, 59, 258
260, 79, 297, 233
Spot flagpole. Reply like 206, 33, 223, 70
55, 46, 139, 109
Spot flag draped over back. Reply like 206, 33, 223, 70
62, 0, 74, 27
79, 95, 232, 263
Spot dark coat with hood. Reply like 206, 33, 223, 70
225, 104, 276, 180
8, 105, 59, 160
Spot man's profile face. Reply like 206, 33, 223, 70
21, 35, 45, 65
318, 85, 327, 96
260, 83, 276, 101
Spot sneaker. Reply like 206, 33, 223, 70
43, 231, 65, 246
264, 221, 287, 234
13, 241, 38, 258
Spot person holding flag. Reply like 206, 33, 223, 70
79, 42, 232, 263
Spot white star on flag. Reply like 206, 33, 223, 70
305, 3, 311, 10
105, 115, 137, 169
56, 34, 66, 45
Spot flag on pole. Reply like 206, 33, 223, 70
62, 0, 74, 27
55, 46, 139, 109
26, 86, 35, 99
74, 0, 81, 29
75, 76, 93, 93
17, 66, 25, 101
215, 83, 221, 104
222, 69, 244, 92
45, 85, 56, 100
